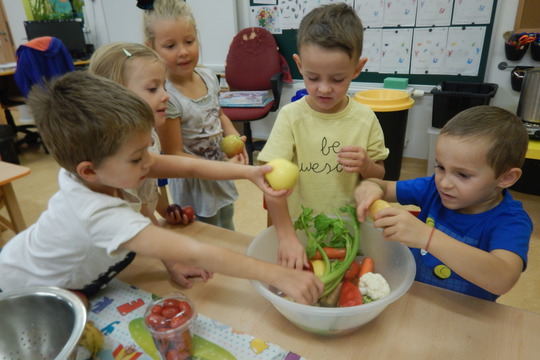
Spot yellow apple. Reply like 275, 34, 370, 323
265, 158, 299, 190
221, 134, 245, 158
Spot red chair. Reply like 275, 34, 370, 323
222, 27, 283, 164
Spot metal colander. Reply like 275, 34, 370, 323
0, 287, 87, 360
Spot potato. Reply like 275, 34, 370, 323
369, 199, 392, 219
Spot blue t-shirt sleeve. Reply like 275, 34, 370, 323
396, 176, 434, 208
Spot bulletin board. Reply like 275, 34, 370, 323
248, 0, 498, 85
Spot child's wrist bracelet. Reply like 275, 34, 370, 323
362, 179, 384, 193
425, 227, 435, 252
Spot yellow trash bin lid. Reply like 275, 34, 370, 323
354, 89, 414, 112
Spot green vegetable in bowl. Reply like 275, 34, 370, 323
294, 204, 361, 298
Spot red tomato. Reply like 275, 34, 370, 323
182, 206, 195, 222
344, 260, 361, 282
170, 315, 189, 329
150, 304, 163, 314
163, 299, 181, 308
176, 301, 193, 318
303, 261, 314, 273
145, 314, 168, 329
162, 306, 181, 319
166, 349, 181, 360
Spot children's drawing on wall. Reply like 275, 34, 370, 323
248, 0, 496, 79
416, 0, 453, 26
411, 27, 448, 74
443, 26, 486, 76
251, 6, 282, 34
383, 0, 417, 27
362, 28, 383, 73
23, 0, 84, 21
379, 28, 413, 74
452, 0, 494, 25
279, 0, 306, 29
354, 0, 384, 28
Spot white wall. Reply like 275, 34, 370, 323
3, 0, 530, 161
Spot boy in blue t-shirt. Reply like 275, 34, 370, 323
354, 106, 532, 301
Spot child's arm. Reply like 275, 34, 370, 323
122, 225, 323, 304
338, 145, 386, 180
354, 178, 397, 222
148, 154, 290, 198
264, 194, 307, 270
355, 178, 524, 295
156, 116, 198, 158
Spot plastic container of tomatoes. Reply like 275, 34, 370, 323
143, 293, 197, 360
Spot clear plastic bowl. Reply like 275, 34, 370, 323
247, 222, 416, 335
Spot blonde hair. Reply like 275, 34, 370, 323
142, 0, 197, 47
440, 106, 529, 177
27, 71, 154, 176
89, 42, 164, 86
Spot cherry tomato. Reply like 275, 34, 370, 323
163, 299, 181, 308
170, 314, 189, 329
166, 349, 181, 360
182, 206, 195, 222
145, 314, 168, 329
150, 304, 163, 314
176, 301, 193, 318
162, 306, 181, 319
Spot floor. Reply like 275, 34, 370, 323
1, 143, 539, 314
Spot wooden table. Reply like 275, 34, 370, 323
118, 221, 540, 359
0, 161, 30, 233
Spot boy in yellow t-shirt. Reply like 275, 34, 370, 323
257, 3, 388, 270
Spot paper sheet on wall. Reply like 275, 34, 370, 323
278, 0, 304, 29
411, 27, 448, 74
362, 28, 383, 73
383, 0, 418, 27
251, 5, 282, 34
380, 28, 413, 74
416, 0, 453, 26
452, 0, 494, 25
443, 26, 486, 76
354, 0, 384, 28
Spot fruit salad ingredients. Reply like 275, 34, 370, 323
221, 134, 245, 158
264, 158, 299, 190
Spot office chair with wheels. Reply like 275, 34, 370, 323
8, 36, 74, 152
222, 27, 283, 165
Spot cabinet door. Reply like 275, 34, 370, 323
514, 0, 540, 33
0, 0, 16, 64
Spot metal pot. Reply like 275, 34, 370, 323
517, 68, 540, 124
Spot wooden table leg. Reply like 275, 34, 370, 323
1, 183, 26, 233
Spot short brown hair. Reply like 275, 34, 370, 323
89, 42, 164, 86
440, 105, 529, 177
27, 71, 154, 175
297, 3, 364, 60
142, 0, 196, 47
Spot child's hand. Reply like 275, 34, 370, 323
227, 152, 247, 165
372, 207, 432, 249
278, 235, 307, 270
354, 182, 384, 222
337, 145, 370, 174
272, 268, 323, 305
164, 260, 214, 288
164, 204, 195, 225
251, 164, 292, 198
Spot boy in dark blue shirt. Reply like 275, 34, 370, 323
355, 106, 532, 301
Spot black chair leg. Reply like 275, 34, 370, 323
243, 122, 254, 165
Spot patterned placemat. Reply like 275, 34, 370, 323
82, 279, 305, 360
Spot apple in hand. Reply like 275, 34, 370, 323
265, 158, 299, 190
221, 134, 245, 158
